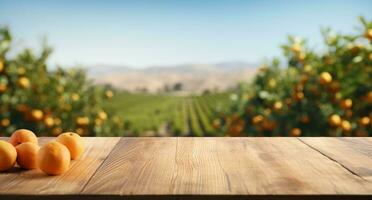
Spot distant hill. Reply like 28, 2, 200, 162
87, 61, 258, 94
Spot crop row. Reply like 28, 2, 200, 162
104, 92, 231, 136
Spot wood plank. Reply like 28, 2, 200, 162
82, 137, 178, 195
0, 137, 120, 194
82, 137, 372, 195
214, 137, 372, 194
169, 137, 231, 194
299, 137, 372, 182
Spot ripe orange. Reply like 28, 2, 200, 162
293, 92, 304, 101
9, 129, 38, 146
44, 117, 54, 127
37, 141, 70, 175
76, 117, 89, 126
291, 43, 302, 54
71, 93, 80, 101
319, 72, 332, 85
262, 120, 276, 131
0, 140, 17, 172
367, 91, 372, 104
0, 60, 3, 72
1, 118, 10, 127
273, 101, 283, 111
328, 114, 341, 127
289, 128, 301, 137
340, 99, 352, 109
30, 109, 43, 121
341, 120, 352, 132
359, 117, 370, 126
17, 77, 30, 89
365, 29, 372, 40
97, 111, 107, 120
252, 115, 263, 125
56, 132, 85, 160
0, 83, 7, 93
16, 142, 40, 169
297, 52, 306, 62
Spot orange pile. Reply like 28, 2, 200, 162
0, 129, 85, 175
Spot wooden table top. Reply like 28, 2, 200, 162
0, 137, 372, 200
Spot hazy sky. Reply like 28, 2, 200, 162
0, 0, 371, 68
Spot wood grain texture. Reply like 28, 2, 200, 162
299, 137, 372, 182
214, 137, 372, 194
0, 137, 120, 194
82, 137, 372, 195
82, 137, 179, 195
1, 137, 372, 199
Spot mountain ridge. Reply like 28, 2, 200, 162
87, 61, 258, 93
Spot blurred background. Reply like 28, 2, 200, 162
0, 0, 371, 136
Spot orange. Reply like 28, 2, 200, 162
0, 140, 17, 172
1, 118, 10, 127
328, 114, 341, 127
97, 111, 107, 120
44, 117, 54, 127
252, 115, 263, 125
37, 141, 70, 175
319, 72, 332, 85
291, 43, 302, 54
359, 117, 370, 126
340, 99, 352, 109
30, 109, 43, 121
0, 83, 7, 92
17, 77, 30, 89
289, 128, 301, 137
56, 132, 85, 160
76, 117, 90, 126
367, 91, 372, 104
71, 93, 80, 101
365, 29, 372, 40
293, 92, 304, 101
341, 120, 352, 132
273, 101, 283, 111
0, 60, 3, 72
9, 129, 38, 146
16, 142, 40, 169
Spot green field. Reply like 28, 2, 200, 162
103, 92, 231, 136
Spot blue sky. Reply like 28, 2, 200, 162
0, 0, 371, 68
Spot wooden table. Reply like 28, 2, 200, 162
0, 137, 371, 199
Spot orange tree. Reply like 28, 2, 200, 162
224, 17, 372, 137
0, 27, 123, 136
